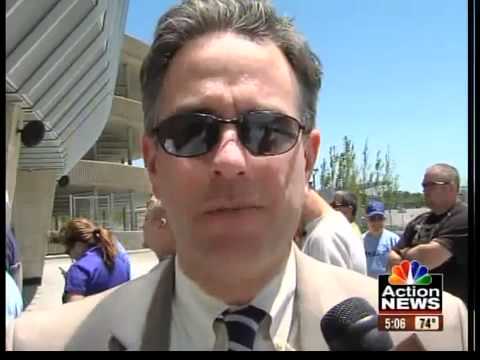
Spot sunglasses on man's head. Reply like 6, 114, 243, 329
331, 202, 349, 209
151, 110, 306, 157
421, 180, 450, 189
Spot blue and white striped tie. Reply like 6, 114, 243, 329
220, 305, 267, 351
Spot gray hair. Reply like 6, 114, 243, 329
428, 163, 460, 191
146, 195, 164, 213
140, 0, 323, 135
144, 195, 167, 223
333, 190, 358, 217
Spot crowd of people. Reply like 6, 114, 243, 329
5, 0, 469, 351
294, 166, 467, 307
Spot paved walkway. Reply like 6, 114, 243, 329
25, 250, 158, 312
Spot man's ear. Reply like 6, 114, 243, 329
142, 134, 157, 175
304, 129, 321, 182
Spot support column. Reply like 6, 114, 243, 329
93, 188, 98, 223
5, 101, 24, 225
127, 127, 133, 166
110, 193, 114, 229
129, 191, 135, 230
122, 207, 127, 231
12, 170, 58, 280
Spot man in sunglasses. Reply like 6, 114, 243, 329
7, 1, 467, 351
331, 190, 362, 239
387, 163, 468, 304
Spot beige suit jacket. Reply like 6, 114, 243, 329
6, 248, 468, 350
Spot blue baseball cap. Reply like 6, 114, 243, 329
366, 200, 385, 218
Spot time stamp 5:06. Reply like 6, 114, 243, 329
378, 315, 443, 331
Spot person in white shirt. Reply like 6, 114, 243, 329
297, 188, 367, 275
7, 0, 467, 351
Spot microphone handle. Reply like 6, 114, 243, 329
328, 315, 393, 351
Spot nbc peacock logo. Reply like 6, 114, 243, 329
378, 259, 443, 330
388, 260, 432, 286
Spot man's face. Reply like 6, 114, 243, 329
143, 32, 320, 273
367, 215, 385, 234
422, 169, 455, 210
331, 196, 353, 222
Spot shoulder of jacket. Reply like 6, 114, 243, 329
8, 262, 167, 350
297, 250, 374, 286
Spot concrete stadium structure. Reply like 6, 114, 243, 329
49, 33, 153, 255
5, 1, 154, 299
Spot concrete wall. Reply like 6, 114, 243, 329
113, 231, 144, 250
384, 207, 430, 229
122, 34, 149, 102
12, 170, 58, 279
68, 160, 152, 194
127, 62, 142, 102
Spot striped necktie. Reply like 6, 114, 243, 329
220, 305, 267, 351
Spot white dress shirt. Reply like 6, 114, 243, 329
169, 244, 297, 351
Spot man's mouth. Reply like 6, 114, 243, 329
203, 203, 263, 215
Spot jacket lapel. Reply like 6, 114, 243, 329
287, 247, 330, 351
139, 258, 175, 350
108, 257, 176, 350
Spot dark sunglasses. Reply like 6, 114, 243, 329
331, 202, 350, 209
151, 110, 306, 157
421, 180, 450, 189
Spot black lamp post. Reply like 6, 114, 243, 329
18, 120, 45, 147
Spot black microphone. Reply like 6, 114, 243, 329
320, 297, 394, 351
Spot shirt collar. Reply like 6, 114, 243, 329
251, 242, 296, 345
174, 257, 227, 349
173, 243, 296, 348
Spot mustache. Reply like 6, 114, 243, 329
201, 178, 263, 210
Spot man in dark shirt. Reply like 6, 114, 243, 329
387, 163, 468, 304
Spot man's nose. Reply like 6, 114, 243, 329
211, 126, 247, 179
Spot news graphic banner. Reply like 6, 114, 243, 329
378, 260, 443, 332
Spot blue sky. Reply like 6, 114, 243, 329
126, 0, 468, 193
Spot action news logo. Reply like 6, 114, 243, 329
378, 260, 443, 314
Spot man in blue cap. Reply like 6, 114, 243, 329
362, 200, 400, 278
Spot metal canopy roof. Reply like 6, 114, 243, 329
6, 0, 129, 176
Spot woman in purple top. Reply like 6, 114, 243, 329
59, 218, 131, 303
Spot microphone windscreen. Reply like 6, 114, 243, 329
321, 297, 375, 344
321, 297, 394, 351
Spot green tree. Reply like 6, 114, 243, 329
382, 147, 400, 209
319, 158, 330, 190
317, 136, 401, 216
